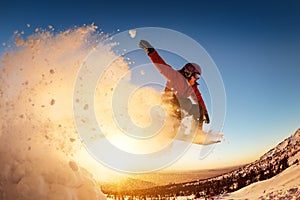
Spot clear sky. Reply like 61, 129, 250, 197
1, 0, 300, 171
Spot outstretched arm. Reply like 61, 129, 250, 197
139, 40, 180, 82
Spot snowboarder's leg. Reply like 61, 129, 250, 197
188, 104, 203, 130
177, 98, 193, 112
161, 95, 204, 130
170, 97, 204, 131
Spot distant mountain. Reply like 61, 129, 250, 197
101, 177, 157, 194
99, 166, 241, 193
114, 128, 300, 199
126, 166, 241, 186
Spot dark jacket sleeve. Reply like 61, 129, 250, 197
191, 85, 208, 115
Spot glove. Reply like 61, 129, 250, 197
204, 113, 210, 124
139, 40, 155, 54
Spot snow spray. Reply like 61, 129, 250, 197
0, 25, 226, 199
0, 25, 106, 200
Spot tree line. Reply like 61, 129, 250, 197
103, 156, 295, 199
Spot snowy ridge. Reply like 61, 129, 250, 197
260, 128, 300, 162
230, 128, 300, 178
188, 128, 299, 190
218, 128, 300, 199
219, 164, 300, 199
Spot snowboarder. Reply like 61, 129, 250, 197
139, 40, 210, 131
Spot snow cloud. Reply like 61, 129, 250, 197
0, 25, 106, 200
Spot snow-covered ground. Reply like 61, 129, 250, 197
218, 129, 300, 199
219, 164, 300, 199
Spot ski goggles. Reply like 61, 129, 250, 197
194, 73, 201, 80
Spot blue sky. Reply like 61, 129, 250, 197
1, 0, 300, 168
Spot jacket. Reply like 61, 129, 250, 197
148, 50, 208, 115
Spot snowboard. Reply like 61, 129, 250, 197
174, 115, 223, 145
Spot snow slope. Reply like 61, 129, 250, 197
220, 164, 300, 199
218, 129, 300, 199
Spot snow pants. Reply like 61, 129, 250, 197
162, 93, 204, 128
